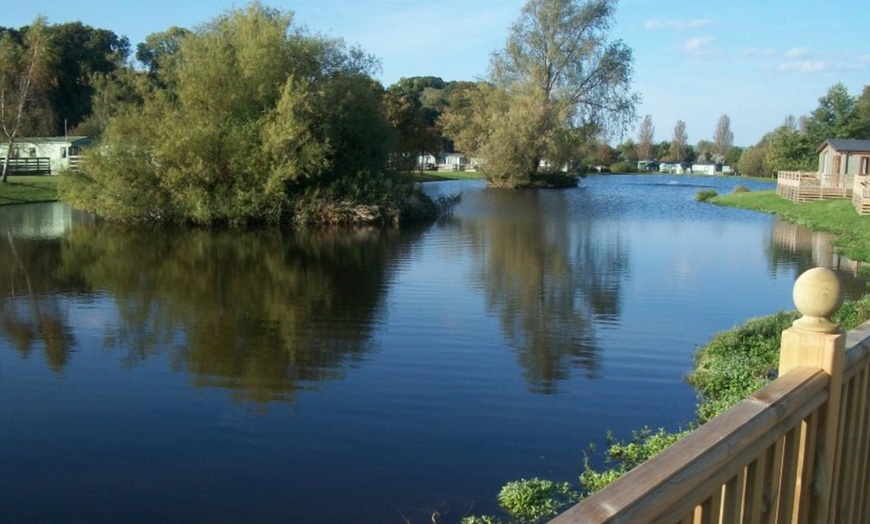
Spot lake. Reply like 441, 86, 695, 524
0, 175, 864, 523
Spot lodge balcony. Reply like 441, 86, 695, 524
776, 171, 853, 203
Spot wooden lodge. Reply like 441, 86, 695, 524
777, 139, 870, 211
550, 268, 870, 524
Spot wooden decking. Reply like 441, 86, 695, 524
777, 171, 852, 203
852, 176, 870, 215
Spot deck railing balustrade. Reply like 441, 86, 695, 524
550, 267, 870, 524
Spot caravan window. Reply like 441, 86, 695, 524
29, 147, 37, 157
61, 147, 67, 158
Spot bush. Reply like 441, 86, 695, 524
732, 185, 750, 194
695, 189, 718, 202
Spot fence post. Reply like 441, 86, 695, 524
778, 267, 846, 523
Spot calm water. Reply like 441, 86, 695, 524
0, 175, 865, 523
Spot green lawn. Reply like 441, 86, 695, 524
398, 170, 485, 182
0, 175, 59, 206
712, 189, 870, 263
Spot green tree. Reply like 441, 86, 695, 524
442, 0, 638, 187
1, 17, 55, 183
60, 3, 424, 226
135, 26, 190, 77
736, 140, 770, 177
852, 84, 870, 139
46, 22, 130, 134
805, 82, 860, 146
765, 125, 815, 174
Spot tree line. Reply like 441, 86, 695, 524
601, 82, 870, 177
2, 0, 640, 215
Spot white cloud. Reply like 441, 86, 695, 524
777, 60, 828, 73
785, 47, 809, 59
683, 37, 717, 58
644, 18, 713, 30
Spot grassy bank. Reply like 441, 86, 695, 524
712, 189, 870, 263
398, 170, 485, 183
0, 175, 59, 206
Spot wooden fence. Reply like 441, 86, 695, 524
550, 267, 870, 524
852, 176, 870, 215
777, 171, 853, 203
0, 157, 51, 175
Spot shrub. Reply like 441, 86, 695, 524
732, 185, 750, 194
695, 189, 718, 202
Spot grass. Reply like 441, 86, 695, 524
0, 175, 59, 206
395, 170, 485, 183
712, 190, 870, 263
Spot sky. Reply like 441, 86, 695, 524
6, 0, 870, 147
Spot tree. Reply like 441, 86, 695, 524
442, 0, 638, 186
0, 17, 55, 183
670, 120, 687, 162
851, 84, 870, 139
636, 114, 654, 160
61, 3, 426, 225
765, 125, 815, 174
46, 22, 129, 134
713, 114, 733, 160
737, 138, 770, 177
695, 140, 715, 163
135, 26, 190, 77
805, 82, 860, 146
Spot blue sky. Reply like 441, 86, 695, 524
6, 0, 870, 146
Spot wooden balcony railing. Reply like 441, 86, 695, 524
550, 268, 870, 524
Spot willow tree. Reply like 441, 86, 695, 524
60, 3, 414, 226
442, 0, 637, 187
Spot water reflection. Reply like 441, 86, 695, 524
458, 189, 629, 392
2, 218, 423, 402
769, 219, 867, 298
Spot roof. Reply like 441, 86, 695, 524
816, 138, 870, 154
9, 136, 92, 146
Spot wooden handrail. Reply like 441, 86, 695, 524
550, 268, 870, 524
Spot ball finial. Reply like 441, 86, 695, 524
792, 267, 844, 333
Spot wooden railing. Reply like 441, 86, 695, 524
0, 157, 51, 174
777, 171, 854, 203
550, 268, 870, 523
852, 176, 870, 215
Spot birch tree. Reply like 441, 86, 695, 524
0, 18, 54, 182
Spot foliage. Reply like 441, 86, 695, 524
732, 185, 750, 193
45, 22, 130, 134
462, 478, 578, 524
687, 311, 798, 421
695, 189, 718, 202
441, 0, 638, 187
578, 427, 689, 495
765, 125, 815, 173
805, 82, 862, 146
0, 175, 57, 205
60, 3, 433, 226
736, 140, 771, 177
609, 160, 635, 173
1, 17, 55, 182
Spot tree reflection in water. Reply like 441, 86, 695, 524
459, 189, 630, 393
2, 221, 422, 403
